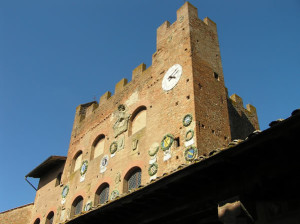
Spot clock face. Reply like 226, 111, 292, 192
162, 64, 182, 91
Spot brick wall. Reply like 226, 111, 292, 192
29, 164, 65, 224
0, 203, 33, 224
24, 2, 260, 224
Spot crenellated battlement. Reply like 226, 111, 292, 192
156, 2, 216, 49
73, 62, 150, 125
132, 63, 146, 80
75, 101, 98, 123
229, 93, 257, 115
75, 1, 221, 126
228, 93, 260, 140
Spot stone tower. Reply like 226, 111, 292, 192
25, 2, 259, 224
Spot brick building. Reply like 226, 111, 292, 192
1, 2, 299, 224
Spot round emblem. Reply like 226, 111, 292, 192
110, 190, 119, 200
161, 134, 174, 151
162, 64, 183, 91
110, 142, 118, 154
185, 130, 194, 141
61, 185, 69, 198
148, 146, 159, 156
84, 201, 92, 211
184, 147, 198, 161
80, 160, 88, 176
183, 114, 192, 127
101, 155, 109, 168
148, 163, 158, 176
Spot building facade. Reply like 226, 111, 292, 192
2, 2, 285, 224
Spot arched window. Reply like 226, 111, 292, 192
71, 196, 83, 217
55, 172, 62, 187
130, 106, 147, 135
33, 218, 40, 224
91, 135, 105, 159
45, 211, 54, 224
95, 183, 109, 205
73, 151, 82, 172
124, 167, 141, 192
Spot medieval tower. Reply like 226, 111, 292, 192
1, 2, 260, 224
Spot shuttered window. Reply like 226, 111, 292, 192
75, 199, 83, 215
71, 196, 83, 217
99, 185, 109, 204
128, 169, 141, 191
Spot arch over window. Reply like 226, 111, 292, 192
71, 196, 83, 218
91, 134, 105, 159
130, 106, 147, 135
33, 218, 40, 224
123, 167, 142, 192
95, 183, 109, 205
73, 151, 82, 172
45, 211, 54, 224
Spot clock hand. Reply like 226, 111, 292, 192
168, 75, 176, 81
170, 68, 179, 77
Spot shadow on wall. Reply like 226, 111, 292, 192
227, 99, 257, 140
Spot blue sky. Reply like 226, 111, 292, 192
0, 0, 299, 212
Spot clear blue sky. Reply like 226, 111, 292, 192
0, 0, 299, 212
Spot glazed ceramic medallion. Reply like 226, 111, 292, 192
80, 160, 88, 176
110, 142, 118, 154
183, 114, 192, 127
110, 190, 119, 200
100, 155, 109, 173
148, 163, 158, 176
161, 134, 174, 151
184, 146, 198, 161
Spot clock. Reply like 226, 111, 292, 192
162, 64, 182, 91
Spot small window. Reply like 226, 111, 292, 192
130, 106, 147, 135
46, 212, 54, 224
174, 137, 180, 147
55, 172, 62, 187
95, 183, 109, 205
124, 167, 141, 192
73, 151, 82, 172
71, 196, 83, 217
214, 72, 219, 81
33, 218, 40, 224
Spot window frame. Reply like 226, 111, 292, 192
123, 167, 142, 192
95, 183, 110, 205
71, 196, 84, 217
